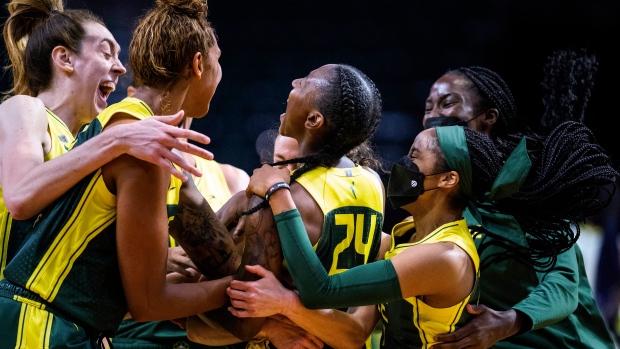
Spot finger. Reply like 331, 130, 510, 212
179, 143, 214, 161
152, 110, 184, 125
226, 286, 249, 300
228, 306, 249, 318
173, 129, 211, 145
466, 304, 484, 315
434, 326, 472, 343
229, 280, 252, 292
168, 264, 194, 278
244, 264, 271, 278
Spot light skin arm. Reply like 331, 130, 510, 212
0, 95, 212, 220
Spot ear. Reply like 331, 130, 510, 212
191, 52, 203, 78
438, 170, 459, 189
305, 110, 325, 130
51, 46, 75, 74
482, 108, 499, 127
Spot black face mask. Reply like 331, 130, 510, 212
386, 156, 427, 209
424, 115, 468, 129
424, 111, 486, 130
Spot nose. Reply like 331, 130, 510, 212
113, 59, 127, 76
292, 78, 300, 87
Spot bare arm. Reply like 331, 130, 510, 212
110, 154, 230, 321
0, 96, 213, 220
219, 163, 250, 194
228, 264, 377, 349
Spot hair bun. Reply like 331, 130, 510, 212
156, 0, 207, 18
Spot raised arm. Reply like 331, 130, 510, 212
0, 96, 212, 220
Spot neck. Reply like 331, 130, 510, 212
406, 200, 462, 242
132, 84, 187, 115
37, 89, 93, 136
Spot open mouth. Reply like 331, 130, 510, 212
98, 81, 116, 101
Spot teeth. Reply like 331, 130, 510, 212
100, 82, 116, 92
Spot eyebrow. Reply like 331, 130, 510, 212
101, 38, 120, 53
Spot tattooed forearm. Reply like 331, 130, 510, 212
169, 176, 240, 279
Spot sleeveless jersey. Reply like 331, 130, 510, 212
0, 108, 75, 280
193, 157, 231, 212
379, 218, 480, 349
295, 165, 384, 349
1, 97, 181, 337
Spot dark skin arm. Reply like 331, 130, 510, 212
170, 177, 283, 341
430, 304, 526, 349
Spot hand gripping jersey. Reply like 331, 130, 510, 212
378, 218, 480, 349
0, 108, 75, 280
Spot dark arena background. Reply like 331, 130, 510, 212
1, 0, 620, 344
1, 0, 619, 173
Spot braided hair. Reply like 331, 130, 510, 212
459, 52, 618, 271
241, 64, 383, 216
539, 48, 599, 133
452, 66, 519, 137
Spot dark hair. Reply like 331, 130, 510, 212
129, 0, 216, 90
346, 140, 385, 174
241, 64, 383, 216
461, 51, 617, 271
450, 66, 519, 137
3, 0, 105, 96
539, 48, 599, 133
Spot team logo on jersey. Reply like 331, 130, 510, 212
172, 341, 190, 349
58, 135, 69, 143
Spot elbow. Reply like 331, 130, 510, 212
298, 294, 323, 310
126, 302, 160, 322
5, 197, 36, 221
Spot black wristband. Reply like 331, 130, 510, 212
264, 182, 290, 202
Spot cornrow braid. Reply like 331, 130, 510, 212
239, 64, 382, 217
454, 66, 518, 136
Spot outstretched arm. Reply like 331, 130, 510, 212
0, 96, 212, 220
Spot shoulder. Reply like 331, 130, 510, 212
0, 95, 46, 118
219, 163, 250, 194
0, 96, 48, 135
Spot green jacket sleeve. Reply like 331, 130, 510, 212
511, 245, 579, 331
275, 209, 402, 309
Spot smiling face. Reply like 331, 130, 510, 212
70, 21, 126, 118
278, 64, 334, 140
423, 73, 487, 132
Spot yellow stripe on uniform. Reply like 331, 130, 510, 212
27, 171, 116, 301
0, 214, 11, 279
16, 302, 53, 349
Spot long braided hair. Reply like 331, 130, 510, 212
240, 64, 383, 216
457, 53, 618, 271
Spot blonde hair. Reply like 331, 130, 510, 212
129, 0, 215, 90
2, 0, 104, 97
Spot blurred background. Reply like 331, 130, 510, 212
1, 0, 619, 342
